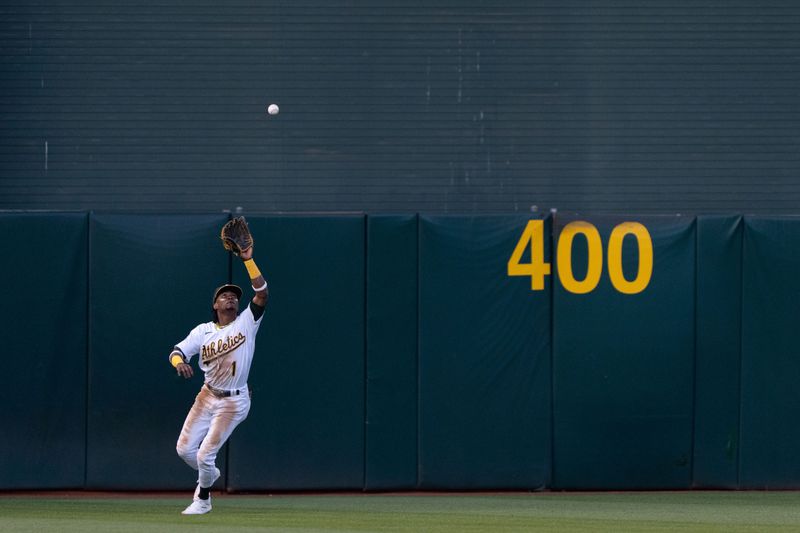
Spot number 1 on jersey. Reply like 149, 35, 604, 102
507, 219, 551, 290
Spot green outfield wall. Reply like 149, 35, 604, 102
2, 212, 799, 491
0, 213, 88, 489
552, 215, 695, 489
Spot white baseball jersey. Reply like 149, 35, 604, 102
174, 303, 263, 390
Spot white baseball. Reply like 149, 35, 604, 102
267, 104, 280, 115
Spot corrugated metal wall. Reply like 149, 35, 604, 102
2, 1, 799, 214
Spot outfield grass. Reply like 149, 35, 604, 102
3, 492, 800, 532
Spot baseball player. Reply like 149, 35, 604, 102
169, 244, 268, 515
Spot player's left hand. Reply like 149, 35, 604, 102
220, 216, 254, 257
176, 363, 193, 379
240, 246, 253, 260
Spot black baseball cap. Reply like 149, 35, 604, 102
212, 284, 243, 304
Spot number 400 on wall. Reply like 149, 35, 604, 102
508, 220, 653, 295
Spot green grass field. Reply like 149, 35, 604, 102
3, 492, 800, 532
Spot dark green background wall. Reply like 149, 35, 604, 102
3, 211, 800, 491
419, 215, 551, 489
0, 213, 87, 489
740, 217, 800, 488
2, 1, 800, 213
87, 214, 229, 489
228, 216, 366, 490
552, 216, 695, 489
365, 215, 418, 490
694, 215, 741, 488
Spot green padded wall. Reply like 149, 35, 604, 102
0, 212, 88, 489
418, 215, 552, 489
227, 216, 365, 490
86, 214, 229, 489
365, 215, 419, 490
693, 216, 742, 488
552, 216, 695, 489
740, 217, 800, 488
15, 212, 800, 491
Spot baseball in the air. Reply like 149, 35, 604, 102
267, 104, 280, 115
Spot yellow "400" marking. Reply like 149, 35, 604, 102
508, 220, 653, 295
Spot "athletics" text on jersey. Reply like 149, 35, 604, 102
201, 332, 245, 363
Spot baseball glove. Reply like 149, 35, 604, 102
220, 216, 254, 256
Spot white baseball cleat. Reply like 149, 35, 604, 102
181, 497, 212, 515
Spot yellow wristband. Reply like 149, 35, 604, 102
243, 258, 262, 279
170, 354, 184, 368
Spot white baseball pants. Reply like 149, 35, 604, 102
175, 385, 251, 488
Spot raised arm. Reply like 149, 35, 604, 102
240, 246, 268, 308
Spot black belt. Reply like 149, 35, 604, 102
205, 383, 247, 398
